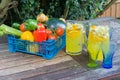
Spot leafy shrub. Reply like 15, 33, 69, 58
48, 0, 110, 20
9, 0, 110, 24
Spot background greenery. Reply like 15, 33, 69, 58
7, 0, 111, 24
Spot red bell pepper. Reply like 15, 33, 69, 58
33, 24, 47, 42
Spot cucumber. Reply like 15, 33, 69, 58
0, 24, 22, 37
12, 23, 20, 30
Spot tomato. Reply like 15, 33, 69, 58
55, 27, 64, 36
20, 23, 26, 32
37, 23, 45, 30
48, 35, 57, 40
46, 29, 52, 37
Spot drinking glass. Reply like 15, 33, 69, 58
87, 25, 110, 68
101, 42, 117, 69
87, 25, 103, 68
66, 22, 84, 55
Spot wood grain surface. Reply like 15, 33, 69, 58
0, 17, 120, 80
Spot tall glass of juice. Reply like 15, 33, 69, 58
66, 22, 84, 55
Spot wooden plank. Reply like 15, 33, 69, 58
70, 51, 89, 69
102, 12, 106, 17
57, 54, 120, 80
0, 54, 36, 64
57, 70, 100, 80
0, 55, 46, 70
22, 61, 86, 80
105, 7, 111, 17
116, 3, 120, 18
0, 60, 86, 80
0, 53, 32, 63
100, 13, 104, 17
113, 45, 120, 58
111, 4, 116, 18
116, 0, 120, 3
0, 43, 7, 47
0, 50, 66, 70
100, 2, 120, 18
59, 64, 120, 80
0, 55, 72, 76
100, 73, 120, 80
0, 35, 7, 43
91, 50, 120, 79
71, 44, 120, 70
94, 63, 120, 79
0, 43, 8, 51
0, 51, 72, 76
0, 51, 30, 60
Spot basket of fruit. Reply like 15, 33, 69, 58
0, 13, 66, 60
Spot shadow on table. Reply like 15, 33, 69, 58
68, 49, 102, 70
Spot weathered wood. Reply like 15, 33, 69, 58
105, 7, 111, 17
0, 56, 72, 76
0, 55, 41, 70
0, 50, 71, 76
98, 0, 117, 17
22, 62, 86, 80
0, 52, 31, 63
58, 70, 100, 80
100, 2, 120, 18
111, 4, 116, 18
70, 50, 89, 69
116, 3, 120, 18
0, 43, 8, 50
100, 73, 120, 80
0, 60, 86, 80
0, 51, 29, 60
53, 45, 120, 80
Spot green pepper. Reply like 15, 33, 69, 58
12, 23, 20, 30
24, 19, 38, 31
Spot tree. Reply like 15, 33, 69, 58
0, 0, 116, 25
0, 0, 18, 25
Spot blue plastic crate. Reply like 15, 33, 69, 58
8, 33, 66, 60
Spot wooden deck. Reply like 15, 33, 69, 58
0, 17, 120, 80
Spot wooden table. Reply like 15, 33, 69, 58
0, 17, 120, 80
